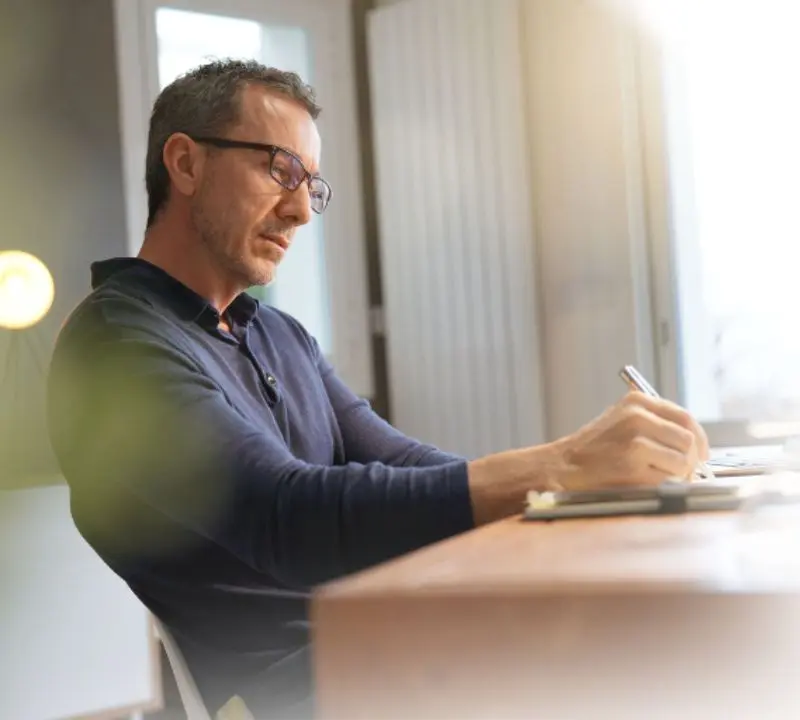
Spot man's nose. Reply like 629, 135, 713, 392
276, 182, 312, 227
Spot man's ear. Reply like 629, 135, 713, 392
162, 133, 205, 200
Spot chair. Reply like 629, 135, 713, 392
153, 617, 213, 720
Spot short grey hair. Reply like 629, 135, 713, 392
145, 59, 322, 228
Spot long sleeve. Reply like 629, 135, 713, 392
318, 350, 464, 468
276, 309, 464, 468
47, 323, 474, 589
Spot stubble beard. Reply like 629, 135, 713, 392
190, 191, 272, 289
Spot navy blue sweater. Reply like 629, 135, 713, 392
46, 258, 474, 715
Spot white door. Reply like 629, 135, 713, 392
114, 0, 374, 397
367, 0, 546, 457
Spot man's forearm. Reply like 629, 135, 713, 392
467, 441, 569, 525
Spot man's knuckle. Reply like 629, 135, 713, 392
674, 409, 694, 430
621, 404, 644, 425
628, 435, 649, 459
622, 392, 647, 409
676, 427, 694, 453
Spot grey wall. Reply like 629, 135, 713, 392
0, 0, 126, 486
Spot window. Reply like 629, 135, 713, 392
654, 1, 800, 431
154, 9, 262, 86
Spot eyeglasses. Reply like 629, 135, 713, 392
189, 136, 332, 214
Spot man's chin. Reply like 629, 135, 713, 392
246, 260, 277, 288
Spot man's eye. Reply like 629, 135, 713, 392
272, 165, 292, 184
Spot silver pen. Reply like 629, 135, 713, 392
619, 365, 715, 481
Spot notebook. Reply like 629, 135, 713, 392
523, 480, 744, 521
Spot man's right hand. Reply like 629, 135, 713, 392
552, 391, 709, 491
467, 391, 710, 525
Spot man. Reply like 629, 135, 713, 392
47, 60, 708, 718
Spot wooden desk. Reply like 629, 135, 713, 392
312, 508, 800, 719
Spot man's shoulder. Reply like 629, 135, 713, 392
55, 280, 181, 355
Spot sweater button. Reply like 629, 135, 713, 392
266, 374, 277, 387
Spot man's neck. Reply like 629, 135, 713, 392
138, 219, 240, 313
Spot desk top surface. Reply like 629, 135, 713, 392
316, 505, 800, 601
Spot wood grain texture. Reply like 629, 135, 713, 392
313, 509, 800, 719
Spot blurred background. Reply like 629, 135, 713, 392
2, 0, 799, 717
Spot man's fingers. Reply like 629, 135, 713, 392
624, 393, 709, 461
630, 436, 693, 479
690, 416, 710, 461
643, 412, 697, 457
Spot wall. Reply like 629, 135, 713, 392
0, 485, 159, 720
0, 6, 159, 716
0, 0, 127, 487
523, 0, 656, 438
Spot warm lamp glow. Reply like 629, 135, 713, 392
0, 251, 55, 330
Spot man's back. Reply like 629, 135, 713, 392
47, 258, 473, 715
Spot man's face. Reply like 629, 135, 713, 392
190, 86, 322, 288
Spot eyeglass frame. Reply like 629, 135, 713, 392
187, 135, 332, 214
